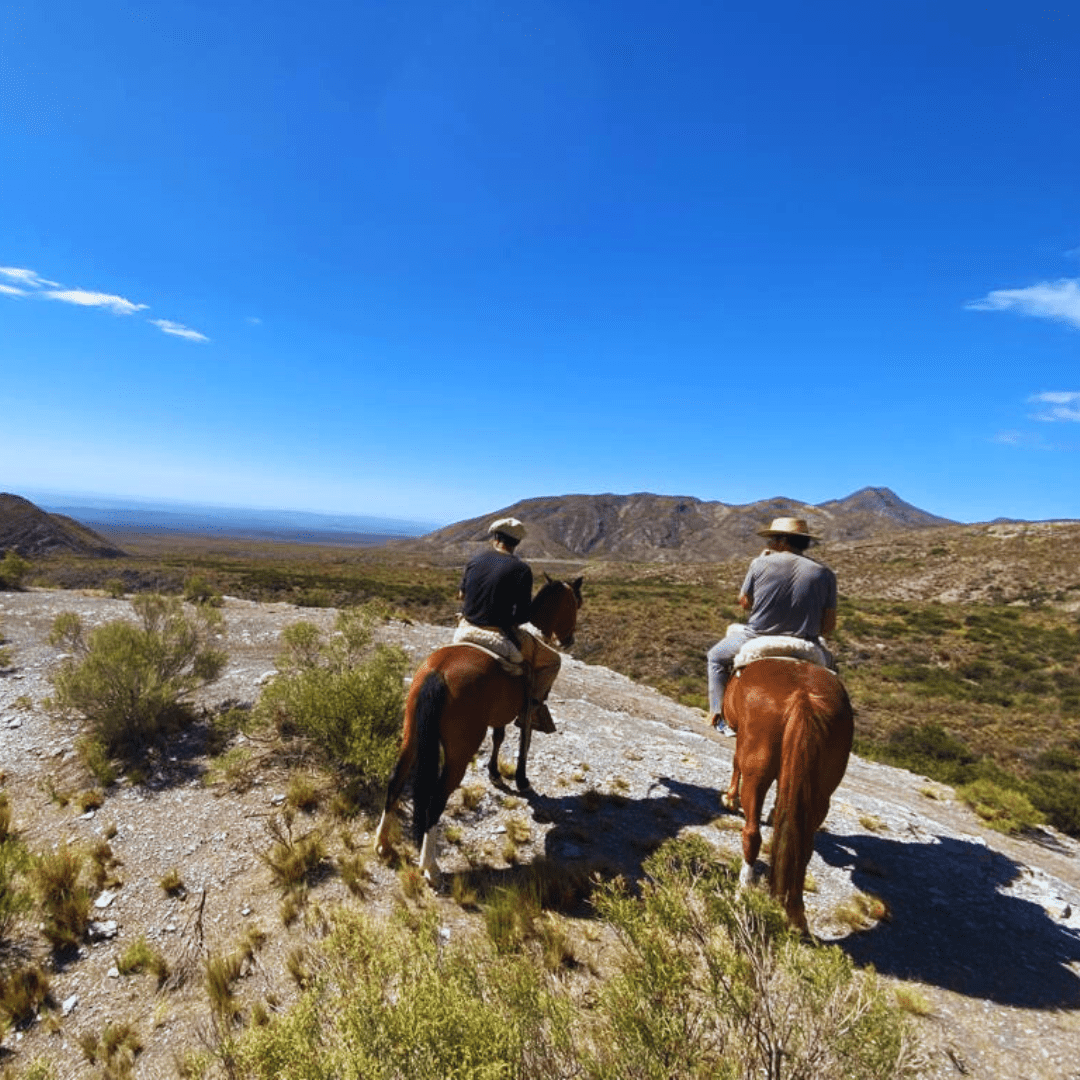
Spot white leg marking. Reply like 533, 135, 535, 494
739, 860, 756, 890
374, 810, 390, 855
419, 827, 440, 883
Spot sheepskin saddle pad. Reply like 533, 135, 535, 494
453, 621, 524, 676
732, 633, 831, 672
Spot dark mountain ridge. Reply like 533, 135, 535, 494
413, 486, 957, 562
0, 493, 125, 559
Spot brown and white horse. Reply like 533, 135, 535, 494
721, 657, 853, 931
374, 575, 583, 880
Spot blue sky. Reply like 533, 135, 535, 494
2, 1, 1078, 527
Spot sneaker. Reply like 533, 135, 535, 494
717, 724, 736, 737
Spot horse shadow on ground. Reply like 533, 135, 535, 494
467, 768, 1080, 1010
815, 830, 1080, 1009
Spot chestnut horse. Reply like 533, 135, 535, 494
374, 575, 583, 880
721, 658, 853, 931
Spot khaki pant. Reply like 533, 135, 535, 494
518, 627, 561, 704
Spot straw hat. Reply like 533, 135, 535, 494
488, 517, 526, 543
757, 517, 818, 542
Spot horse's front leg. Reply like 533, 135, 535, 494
488, 726, 505, 782
515, 715, 533, 792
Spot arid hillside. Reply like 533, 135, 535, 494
406, 486, 958, 562
0, 494, 125, 560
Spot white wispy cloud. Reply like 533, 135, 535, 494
0, 266, 59, 289
1029, 391, 1080, 422
0, 283, 27, 296
965, 278, 1080, 329
44, 288, 149, 316
150, 318, 209, 343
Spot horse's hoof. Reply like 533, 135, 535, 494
421, 865, 441, 887
738, 861, 759, 890
515, 776, 532, 793
721, 793, 738, 813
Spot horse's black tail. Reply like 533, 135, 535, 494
412, 670, 448, 847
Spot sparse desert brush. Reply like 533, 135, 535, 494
0, 794, 32, 941
958, 778, 1043, 834
78, 1019, 143, 1076
259, 815, 326, 893
31, 846, 92, 951
859, 813, 888, 833
894, 985, 934, 1016
182, 574, 223, 607
0, 964, 52, 1029
286, 773, 321, 812
160, 867, 185, 896
229, 837, 918, 1080
49, 594, 226, 769
118, 936, 170, 985
833, 890, 890, 931
255, 606, 406, 788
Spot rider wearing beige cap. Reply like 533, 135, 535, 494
705, 517, 837, 734
458, 517, 562, 733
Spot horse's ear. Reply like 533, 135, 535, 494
544, 571, 553, 584
571, 576, 583, 601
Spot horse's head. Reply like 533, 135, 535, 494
530, 574, 583, 649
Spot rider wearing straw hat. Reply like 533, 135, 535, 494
705, 517, 837, 735
457, 517, 561, 733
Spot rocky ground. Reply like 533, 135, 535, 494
2, 588, 1080, 1078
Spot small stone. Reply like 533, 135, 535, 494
88, 920, 118, 941
271, 794, 286, 806
107, 966, 120, 978
241, 906, 252, 917
94, 890, 117, 909
62, 994, 79, 1016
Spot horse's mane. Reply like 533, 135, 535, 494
530, 578, 565, 620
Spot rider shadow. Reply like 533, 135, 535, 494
815, 830, 1080, 1009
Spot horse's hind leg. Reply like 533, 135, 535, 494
488, 726, 505, 782
374, 734, 416, 856
737, 770, 770, 889
722, 760, 741, 813
418, 753, 472, 883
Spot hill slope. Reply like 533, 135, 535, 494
0, 493, 125, 558
414, 486, 956, 562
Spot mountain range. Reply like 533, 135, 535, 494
408, 486, 957, 562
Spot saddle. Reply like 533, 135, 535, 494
452, 620, 524, 676
731, 631, 835, 674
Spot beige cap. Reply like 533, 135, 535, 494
757, 517, 819, 541
488, 517, 526, 542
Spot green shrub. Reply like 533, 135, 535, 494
183, 574, 223, 607
256, 607, 406, 787
0, 551, 31, 590
229, 837, 918, 1080
958, 779, 1043, 834
49, 595, 227, 763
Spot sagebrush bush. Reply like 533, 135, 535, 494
49, 594, 227, 763
256, 607, 406, 787
229, 837, 919, 1080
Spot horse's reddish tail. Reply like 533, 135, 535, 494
770, 688, 829, 916
412, 670, 448, 847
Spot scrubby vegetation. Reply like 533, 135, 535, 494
255, 607, 407, 790
48, 594, 227, 777
227, 838, 918, 1080
0, 551, 32, 591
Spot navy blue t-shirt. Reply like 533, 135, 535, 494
459, 550, 533, 632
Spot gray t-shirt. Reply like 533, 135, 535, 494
741, 551, 837, 639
